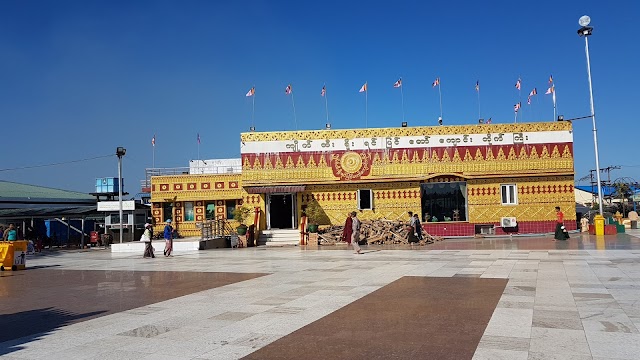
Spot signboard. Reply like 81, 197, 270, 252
98, 200, 136, 212
633, 195, 640, 202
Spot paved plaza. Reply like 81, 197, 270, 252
3, 231, 640, 359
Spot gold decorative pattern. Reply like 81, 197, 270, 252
467, 176, 576, 222
298, 182, 421, 225
241, 121, 572, 142
242, 143, 574, 186
151, 174, 243, 202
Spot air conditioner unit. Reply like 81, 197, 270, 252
501, 217, 517, 228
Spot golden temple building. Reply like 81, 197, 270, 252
150, 121, 576, 237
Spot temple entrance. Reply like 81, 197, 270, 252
267, 194, 295, 229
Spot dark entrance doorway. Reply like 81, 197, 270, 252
268, 194, 294, 229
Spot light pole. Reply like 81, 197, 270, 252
578, 15, 604, 216
116, 147, 126, 243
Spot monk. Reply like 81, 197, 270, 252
299, 212, 308, 245
341, 213, 353, 244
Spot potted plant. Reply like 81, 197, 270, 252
304, 201, 323, 233
232, 206, 252, 235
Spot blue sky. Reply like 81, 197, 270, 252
1, 0, 639, 193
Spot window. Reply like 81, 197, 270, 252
226, 200, 236, 219
184, 202, 194, 221
357, 189, 373, 210
421, 182, 468, 222
205, 202, 216, 220
162, 202, 173, 222
501, 184, 518, 205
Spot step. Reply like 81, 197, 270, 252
259, 240, 299, 247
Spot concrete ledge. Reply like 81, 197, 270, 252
111, 237, 230, 253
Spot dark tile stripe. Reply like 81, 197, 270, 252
244, 277, 507, 360
0, 270, 266, 343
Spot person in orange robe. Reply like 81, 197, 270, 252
341, 214, 353, 244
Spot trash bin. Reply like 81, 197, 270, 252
0, 241, 28, 271
632, 221, 638, 229
594, 215, 605, 236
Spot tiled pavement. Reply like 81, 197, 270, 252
3, 230, 640, 359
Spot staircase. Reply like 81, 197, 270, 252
258, 229, 300, 247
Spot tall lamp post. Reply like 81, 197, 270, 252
578, 15, 604, 216
116, 147, 127, 243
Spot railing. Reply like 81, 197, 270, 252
197, 219, 237, 240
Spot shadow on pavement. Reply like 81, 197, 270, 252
0, 307, 106, 355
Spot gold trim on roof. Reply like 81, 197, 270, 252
240, 121, 572, 142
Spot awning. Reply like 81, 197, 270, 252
245, 185, 306, 194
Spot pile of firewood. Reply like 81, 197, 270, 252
318, 219, 444, 246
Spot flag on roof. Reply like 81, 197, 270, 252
285, 84, 292, 95
321, 85, 326, 96
486, 118, 492, 124
529, 88, 537, 96
245, 87, 255, 97
152, 134, 156, 146
393, 78, 402, 88
514, 102, 521, 112
549, 75, 554, 84
197, 133, 200, 144
359, 82, 367, 93
515, 78, 521, 90
545, 86, 554, 95
432, 77, 440, 87
527, 97, 531, 105
475, 81, 479, 91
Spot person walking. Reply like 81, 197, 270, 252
341, 213, 353, 245
413, 213, 423, 241
3, 224, 17, 241
163, 219, 174, 257
351, 211, 362, 254
407, 212, 419, 245
554, 206, 569, 241
142, 223, 155, 258
299, 212, 308, 246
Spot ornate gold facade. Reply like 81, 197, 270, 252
468, 176, 576, 223
150, 174, 263, 237
299, 182, 421, 225
150, 121, 576, 236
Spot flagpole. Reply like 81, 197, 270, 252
324, 84, 330, 125
291, 90, 298, 130
477, 84, 481, 120
438, 82, 443, 120
552, 86, 557, 121
152, 143, 155, 169
365, 82, 368, 128
400, 79, 405, 123
252, 85, 255, 128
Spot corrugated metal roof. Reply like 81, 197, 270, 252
575, 185, 640, 197
0, 181, 95, 201
0, 206, 100, 219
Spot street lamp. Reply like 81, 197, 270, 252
116, 147, 126, 243
578, 15, 604, 216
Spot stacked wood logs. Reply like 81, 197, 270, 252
318, 219, 444, 246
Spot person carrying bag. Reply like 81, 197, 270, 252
141, 223, 155, 258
